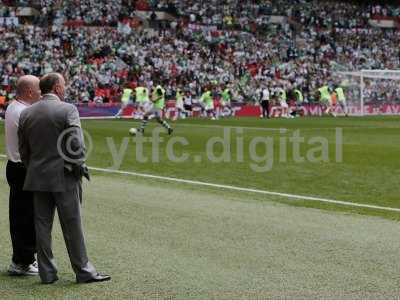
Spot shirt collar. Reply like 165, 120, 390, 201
15, 99, 30, 106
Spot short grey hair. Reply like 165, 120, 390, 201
40, 73, 63, 94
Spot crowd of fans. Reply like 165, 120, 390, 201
0, 0, 400, 107
155, 1, 400, 28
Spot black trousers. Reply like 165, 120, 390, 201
6, 161, 36, 266
260, 100, 270, 118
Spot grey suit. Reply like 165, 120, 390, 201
18, 94, 97, 283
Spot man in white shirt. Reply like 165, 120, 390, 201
259, 85, 270, 119
5, 75, 41, 276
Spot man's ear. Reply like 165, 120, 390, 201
54, 84, 60, 95
28, 88, 34, 98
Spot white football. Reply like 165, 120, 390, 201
129, 128, 138, 135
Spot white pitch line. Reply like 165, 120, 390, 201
87, 167, 400, 213
1, 154, 399, 213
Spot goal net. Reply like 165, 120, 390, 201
333, 70, 400, 116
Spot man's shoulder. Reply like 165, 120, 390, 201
19, 102, 36, 120
61, 102, 77, 109
45, 100, 77, 113
60, 102, 78, 115
5, 101, 22, 117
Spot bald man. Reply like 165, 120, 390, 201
5, 75, 41, 276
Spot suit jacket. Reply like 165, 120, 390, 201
18, 94, 87, 192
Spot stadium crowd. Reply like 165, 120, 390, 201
1, 0, 400, 107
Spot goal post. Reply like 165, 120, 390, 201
333, 70, 400, 116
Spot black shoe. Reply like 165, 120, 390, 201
77, 273, 111, 284
42, 277, 59, 284
168, 128, 174, 135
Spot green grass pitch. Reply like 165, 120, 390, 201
0, 116, 399, 299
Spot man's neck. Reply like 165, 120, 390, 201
42, 93, 61, 101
